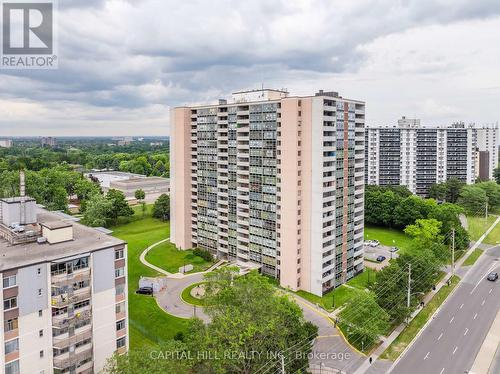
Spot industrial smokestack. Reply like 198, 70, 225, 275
20, 169, 26, 198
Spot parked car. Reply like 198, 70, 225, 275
376, 255, 386, 262
370, 240, 380, 247
487, 272, 498, 282
390, 247, 399, 253
136, 286, 154, 295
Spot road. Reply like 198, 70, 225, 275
391, 245, 500, 374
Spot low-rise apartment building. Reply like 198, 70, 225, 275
171, 89, 365, 296
365, 117, 498, 195
0, 175, 128, 374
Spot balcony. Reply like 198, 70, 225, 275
53, 347, 93, 371
51, 288, 91, 308
52, 307, 92, 329
53, 327, 92, 350
51, 268, 91, 287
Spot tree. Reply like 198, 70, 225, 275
106, 189, 134, 222
104, 341, 189, 374
494, 167, 500, 184
404, 219, 448, 264
187, 270, 318, 374
82, 193, 113, 227
372, 263, 409, 323
476, 181, 500, 211
365, 190, 401, 227
135, 189, 147, 216
457, 185, 488, 215
396, 250, 440, 298
339, 292, 390, 349
446, 178, 464, 203
428, 203, 469, 251
153, 193, 170, 221
393, 196, 437, 228
428, 183, 448, 202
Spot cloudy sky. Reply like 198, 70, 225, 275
1, 0, 499, 136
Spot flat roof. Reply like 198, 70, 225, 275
40, 221, 72, 230
0, 208, 125, 271
1, 197, 36, 204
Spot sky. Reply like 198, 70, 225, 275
0, 0, 499, 136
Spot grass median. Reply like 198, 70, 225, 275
380, 275, 460, 361
462, 248, 484, 266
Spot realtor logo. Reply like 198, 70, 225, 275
1, 1, 57, 69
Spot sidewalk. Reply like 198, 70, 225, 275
469, 309, 500, 374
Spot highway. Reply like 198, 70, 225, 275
391, 245, 500, 374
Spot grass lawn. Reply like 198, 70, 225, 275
462, 249, 484, 267
364, 225, 413, 254
295, 268, 376, 311
380, 275, 460, 361
467, 215, 497, 243
145, 241, 214, 274
181, 282, 206, 306
110, 206, 190, 349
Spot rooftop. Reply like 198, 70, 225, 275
0, 208, 124, 271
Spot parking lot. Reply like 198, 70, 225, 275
363, 241, 399, 269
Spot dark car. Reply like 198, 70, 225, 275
487, 272, 498, 281
136, 286, 154, 295
376, 255, 386, 262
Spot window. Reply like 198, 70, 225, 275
38, 289, 42, 296
39, 329, 44, 337
117, 337, 126, 349
4, 318, 18, 333
40, 350, 44, 358
116, 320, 125, 331
5, 338, 19, 354
37, 268, 41, 275
3, 275, 16, 288
3, 297, 17, 310
115, 248, 124, 260
115, 267, 125, 278
5, 360, 19, 374
38, 310, 43, 317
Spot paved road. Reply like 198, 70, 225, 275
391, 245, 500, 374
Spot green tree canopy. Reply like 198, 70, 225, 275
457, 185, 488, 215
82, 193, 113, 227
106, 189, 134, 221
152, 193, 170, 221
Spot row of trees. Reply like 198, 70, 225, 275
365, 185, 469, 251
340, 218, 449, 348
0, 143, 169, 177
105, 269, 317, 374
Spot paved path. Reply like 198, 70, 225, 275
470, 309, 500, 374
139, 237, 171, 275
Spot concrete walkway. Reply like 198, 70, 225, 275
470, 309, 500, 374
139, 237, 172, 276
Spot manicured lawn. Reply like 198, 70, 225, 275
364, 225, 413, 254
145, 241, 214, 274
462, 249, 484, 266
295, 268, 376, 311
110, 206, 190, 349
467, 215, 497, 243
380, 275, 460, 361
181, 282, 206, 306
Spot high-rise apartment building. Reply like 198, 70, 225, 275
0, 174, 128, 374
365, 117, 498, 195
0, 140, 12, 149
171, 89, 365, 296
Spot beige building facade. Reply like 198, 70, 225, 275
171, 89, 365, 296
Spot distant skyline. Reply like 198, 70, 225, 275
1, 0, 500, 136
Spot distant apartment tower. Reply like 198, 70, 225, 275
0, 174, 128, 374
365, 117, 498, 195
171, 89, 365, 296
0, 140, 12, 148
41, 137, 56, 147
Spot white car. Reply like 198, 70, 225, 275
369, 240, 380, 247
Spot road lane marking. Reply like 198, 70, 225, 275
437, 332, 443, 340
489, 288, 493, 294
474, 313, 478, 320
424, 352, 430, 360
439, 368, 445, 374
460, 303, 464, 309
481, 299, 486, 306
450, 316, 454, 323
470, 263, 498, 294
453, 346, 458, 355
464, 328, 468, 336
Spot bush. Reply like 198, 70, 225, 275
193, 248, 214, 262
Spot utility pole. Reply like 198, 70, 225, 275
451, 228, 455, 276
407, 263, 411, 322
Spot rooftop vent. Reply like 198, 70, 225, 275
40, 221, 73, 244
